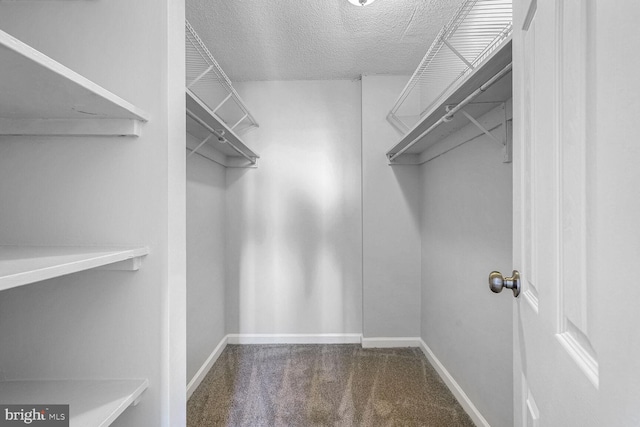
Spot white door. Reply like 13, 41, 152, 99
511, 0, 640, 426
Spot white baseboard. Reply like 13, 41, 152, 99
361, 337, 422, 348
226, 333, 362, 345
187, 335, 228, 399
418, 339, 490, 427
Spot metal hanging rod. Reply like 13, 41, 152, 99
388, 61, 512, 162
186, 108, 257, 165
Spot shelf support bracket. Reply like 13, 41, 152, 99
459, 102, 511, 163
443, 40, 475, 69
460, 109, 502, 145
95, 255, 146, 271
187, 134, 213, 159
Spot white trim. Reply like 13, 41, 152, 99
556, 331, 599, 389
419, 339, 490, 427
361, 337, 422, 348
186, 335, 228, 399
226, 333, 362, 345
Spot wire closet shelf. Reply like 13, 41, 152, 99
185, 20, 259, 136
386, 0, 512, 134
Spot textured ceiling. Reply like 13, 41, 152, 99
186, 0, 465, 81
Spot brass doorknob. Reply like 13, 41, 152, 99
488, 270, 520, 297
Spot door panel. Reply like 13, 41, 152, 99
513, 0, 600, 425
556, 0, 598, 388
514, 0, 640, 425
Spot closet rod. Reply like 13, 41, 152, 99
185, 108, 257, 165
388, 61, 512, 162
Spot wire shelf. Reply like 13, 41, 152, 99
186, 20, 259, 135
387, 0, 512, 134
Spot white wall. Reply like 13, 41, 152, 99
225, 80, 362, 335
420, 106, 513, 426
186, 144, 226, 382
0, 2, 185, 426
361, 75, 422, 338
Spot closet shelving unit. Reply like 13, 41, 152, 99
0, 29, 149, 137
0, 28, 149, 426
386, 0, 513, 165
185, 20, 260, 168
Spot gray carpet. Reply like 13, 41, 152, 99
188, 344, 475, 426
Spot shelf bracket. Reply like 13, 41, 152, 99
95, 256, 145, 271
187, 134, 213, 159
460, 109, 502, 145
459, 102, 511, 163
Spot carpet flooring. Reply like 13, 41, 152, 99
188, 344, 475, 426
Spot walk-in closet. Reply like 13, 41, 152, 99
2, 0, 640, 426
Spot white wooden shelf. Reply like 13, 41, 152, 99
0, 379, 148, 427
386, 39, 512, 164
0, 29, 149, 137
186, 89, 260, 168
0, 246, 149, 292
